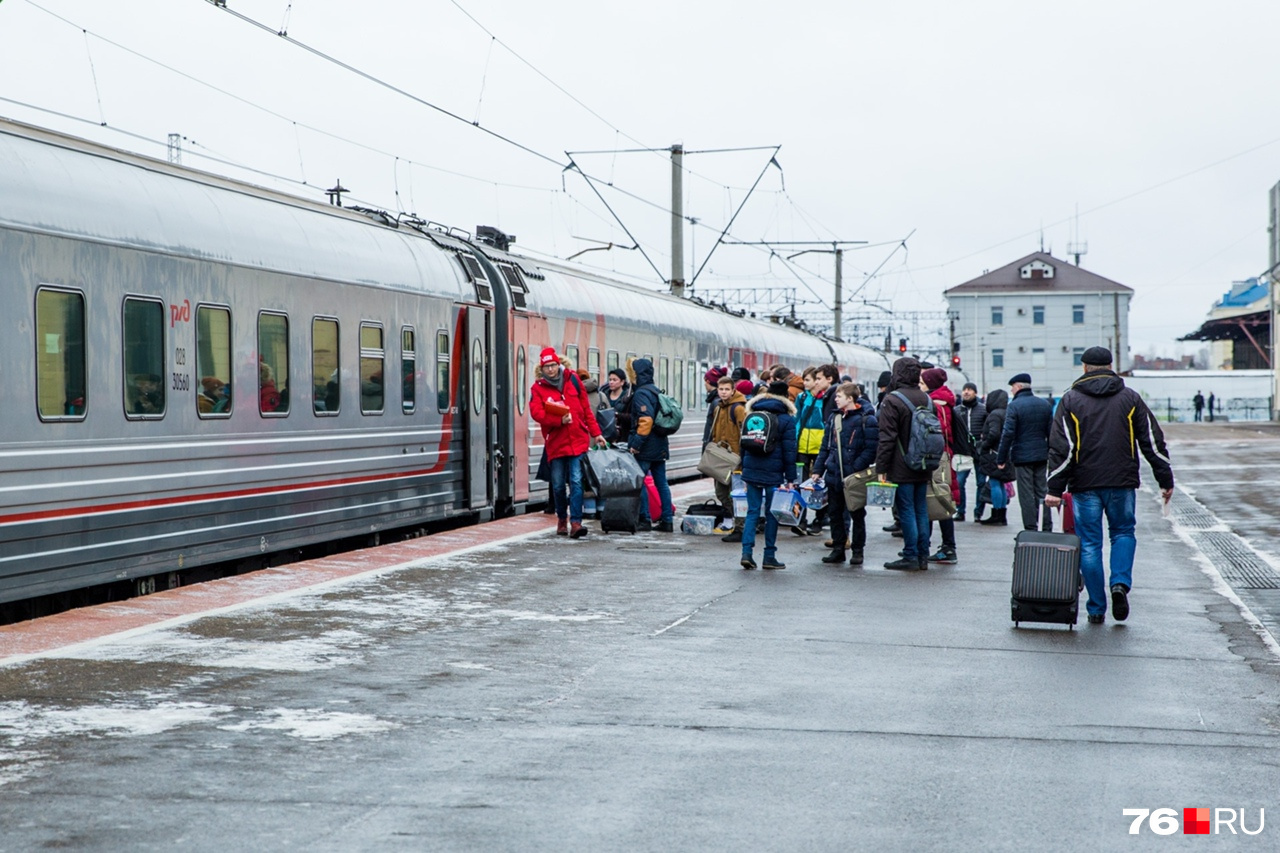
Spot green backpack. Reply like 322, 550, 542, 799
652, 390, 684, 436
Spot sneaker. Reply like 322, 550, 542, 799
883, 557, 921, 571
657, 520, 674, 533
740, 556, 757, 570
721, 530, 743, 543
1111, 584, 1130, 621
762, 559, 787, 570
713, 526, 734, 535
1087, 613, 1105, 625
952, 511, 966, 522
791, 524, 809, 537
569, 522, 587, 539
823, 538, 835, 548
927, 549, 958, 565
556, 519, 569, 536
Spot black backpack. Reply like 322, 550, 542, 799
740, 409, 780, 455
891, 391, 944, 471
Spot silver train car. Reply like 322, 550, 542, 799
0, 118, 894, 605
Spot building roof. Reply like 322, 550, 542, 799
1214, 278, 1267, 309
943, 251, 1134, 296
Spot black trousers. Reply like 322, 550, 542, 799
826, 483, 867, 550
1014, 461, 1051, 531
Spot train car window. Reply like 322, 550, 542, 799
674, 359, 684, 408
471, 338, 484, 416
565, 344, 579, 369
35, 287, 86, 421
516, 345, 527, 414
436, 331, 450, 412
312, 317, 339, 416
258, 313, 289, 416
659, 356, 669, 393
360, 323, 385, 414
688, 362, 698, 409
401, 327, 416, 414
456, 253, 493, 304
123, 297, 166, 419
497, 263, 528, 309
588, 348, 600, 384
606, 351, 619, 373
197, 306, 233, 418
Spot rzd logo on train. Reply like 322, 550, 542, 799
1122, 807, 1264, 835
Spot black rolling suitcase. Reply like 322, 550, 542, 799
1011, 529, 1081, 629
600, 492, 643, 534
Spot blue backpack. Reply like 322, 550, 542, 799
891, 391, 944, 471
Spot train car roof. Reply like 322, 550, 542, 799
0, 118, 470, 300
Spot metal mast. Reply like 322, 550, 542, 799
670, 144, 685, 298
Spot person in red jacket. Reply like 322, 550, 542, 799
530, 347, 607, 538
921, 367, 961, 565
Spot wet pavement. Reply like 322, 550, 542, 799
2, 439, 1279, 851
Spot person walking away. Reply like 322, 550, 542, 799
1207, 392, 1216, 422
599, 368, 633, 443
812, 383, 878, 565
996, 373, 1053, 532
530, 347, 607, 537
921, 368, 960, 565
876, 357, 933, 570
1192, 390, 1204, 422
953, 382, 987, 521
793, 367, 830, 535
1045, 347, 1174, 624
873, 369, 902, 535
738, 380, 798, 569
627, 357, 676, 531
703, 376, 748, 541
976, 389, 1014, 525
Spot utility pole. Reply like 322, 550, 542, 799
783, 242, 865, 341
670, 144, 685, 298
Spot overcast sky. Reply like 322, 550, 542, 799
3, 0, 1278, 356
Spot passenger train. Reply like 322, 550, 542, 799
0, 117, 933, 606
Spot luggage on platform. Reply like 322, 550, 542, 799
585, 448, 644, 498
600, 492, 643, 534
1011, 529, 1082, 628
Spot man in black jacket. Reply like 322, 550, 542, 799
1045, 347, 1174, 624
996, 373, 1053, 532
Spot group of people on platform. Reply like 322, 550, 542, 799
529, 342, 1174, 626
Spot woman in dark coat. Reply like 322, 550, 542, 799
977, 389, 1013, 526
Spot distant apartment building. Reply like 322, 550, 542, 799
943, 251, 1132, 396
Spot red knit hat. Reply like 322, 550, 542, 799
539, 347, 559, 366
921, 367, 948, 391
735, 380, 755, 396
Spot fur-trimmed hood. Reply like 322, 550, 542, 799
745, 391, 796, 416
627, 357, 654, 388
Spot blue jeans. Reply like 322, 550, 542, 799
989, 478, 1008, 509
638, 459, 674, 523
1073, 488, 1137, 616
957, 467, 988, 515
741, 484, 780, 562
549, 455, 584, 522
894, 481, 930, 561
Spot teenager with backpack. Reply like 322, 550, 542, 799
921, 368, 960, 565
627, 357, 676, 531
875, 357, 939, 571
737, 380, 798, 570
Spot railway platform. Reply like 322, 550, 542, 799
2, 427, 1279, 850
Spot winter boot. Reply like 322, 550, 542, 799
978, 508, 1007, 526
821, 548, 846, 564
569, 522, 587, 539
556, 518, 569, 536
848, 548, 864, 566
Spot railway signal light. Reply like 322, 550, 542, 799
898, 338, 907, 354
951, 355, 961, 368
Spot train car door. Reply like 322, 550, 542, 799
511, 313, 532, 503
463, 306, 492, 510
